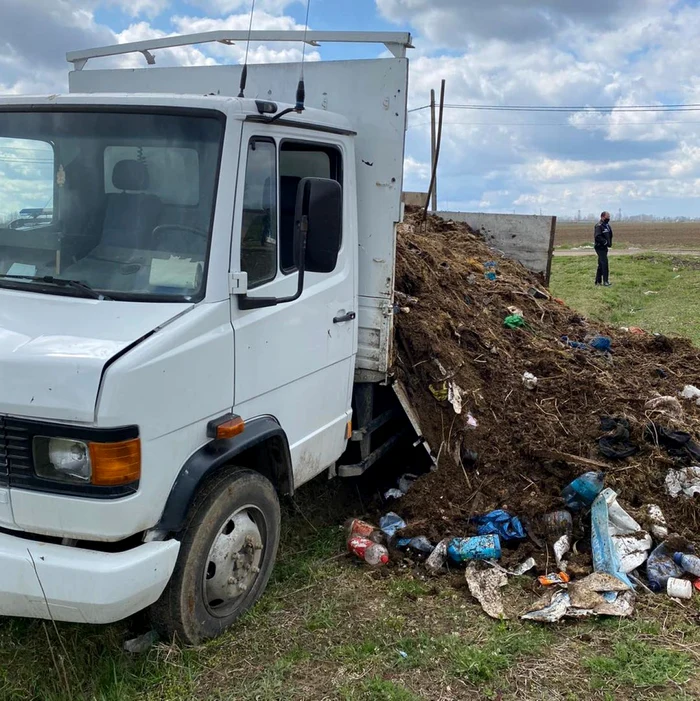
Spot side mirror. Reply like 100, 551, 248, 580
294, 177, 342, 273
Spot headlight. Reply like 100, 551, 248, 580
34, 437, 91, 483
33, 436, 141, 486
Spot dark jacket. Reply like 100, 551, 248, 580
594, 220, 613, 249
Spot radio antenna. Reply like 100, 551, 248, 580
295, 0, 312, 112
238, 0, 256, 98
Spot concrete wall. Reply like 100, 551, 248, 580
435, 211, 557, 283
403, 191, 429, 207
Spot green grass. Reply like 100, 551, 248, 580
550, 254, 700, 344
0, 479, 699, 700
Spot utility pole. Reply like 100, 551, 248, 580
430, 89, 437, 211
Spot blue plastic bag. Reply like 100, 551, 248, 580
380, 512, 407, 538
472, 509, 526, 541
589, 335, 612, 352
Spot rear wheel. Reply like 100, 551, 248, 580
151, 468, 280, 644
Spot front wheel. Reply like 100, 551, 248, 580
150, 468, 281, 644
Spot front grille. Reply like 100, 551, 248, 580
0, 418, 30, 487
0, 417, 8, 486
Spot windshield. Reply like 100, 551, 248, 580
0, 109, 224, 301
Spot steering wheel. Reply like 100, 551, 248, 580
151, 224, 209, 253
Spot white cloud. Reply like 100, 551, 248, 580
106, 0, 171, 19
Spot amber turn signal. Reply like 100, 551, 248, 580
89, 438, 141, 486
207, 413, 245, 440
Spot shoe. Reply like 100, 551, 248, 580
603, 282, 612, 286
595, 282, 602, 286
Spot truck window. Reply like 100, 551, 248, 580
279, 142, 342, 273
104, 146, 199, 206
0, 137, 54, 232
241, 138, 277, 288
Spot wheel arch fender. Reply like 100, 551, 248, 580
157, 416, 293, 533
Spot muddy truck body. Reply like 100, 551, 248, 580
0, 31, 428, 642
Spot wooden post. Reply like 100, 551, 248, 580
430, 89, 437, 212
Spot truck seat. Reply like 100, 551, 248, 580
102, 160, 162, 250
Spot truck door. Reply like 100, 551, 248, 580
230, 126, 357, 487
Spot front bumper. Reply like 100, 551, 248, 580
0, 531, 180, 623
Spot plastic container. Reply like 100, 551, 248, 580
345, 518, 376, 538
562, 471, 605, 511
347, 536, 389, 566
673, 552, 700, 577
542, 510, 573, 539
447, 535, 501, 563
425, 538, 450, 573
646, 542, 684, 592
667, 577, 692, 599
645, 504, 669, 541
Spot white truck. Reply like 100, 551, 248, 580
0, 30, 426, 643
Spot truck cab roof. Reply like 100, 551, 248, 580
0, 93, 355, 135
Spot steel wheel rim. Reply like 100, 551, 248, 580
202, 505, 265, 618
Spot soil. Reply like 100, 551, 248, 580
390, 207, 700, 548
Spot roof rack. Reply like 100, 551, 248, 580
66, 30, 414, 71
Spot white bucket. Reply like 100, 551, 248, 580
667, 577, 693, 600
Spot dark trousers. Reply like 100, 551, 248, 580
595, 246, 609, 284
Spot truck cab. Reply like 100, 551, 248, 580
0, 30, 416, 643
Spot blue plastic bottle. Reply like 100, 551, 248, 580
447, 535, 501, 562
562, 471, 605, 511
673, 552, 700, 577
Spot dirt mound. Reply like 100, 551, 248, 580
392, 206, 700, 544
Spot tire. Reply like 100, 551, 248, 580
150, 468, 281, 644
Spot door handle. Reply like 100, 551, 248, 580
333, 311, 356, 323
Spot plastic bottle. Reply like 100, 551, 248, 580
646, 542, 684, 592
561, 471, 605, 511
425, 538, 450, 573
673, 552, 700, 577
347, 536, 389, 566
447, 535, 501, 562
667, 577, 692, 599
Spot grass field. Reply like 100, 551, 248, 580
555, 221, 700, 249
1, 476, 699, 701
550, 254, 700, 345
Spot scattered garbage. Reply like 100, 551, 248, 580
528, 286, 549, 300
665, 466, 700, 499
503, 314, 526, 329
425, 538, 450, 573
384, 473, 419, 501
598, 417, 639, 459
673, 552, 700, 577
680, 385, 700, 403
447, 535, 501, 563
646, 542, 685, 592
553, 535, 571, 571
523, 573, 634, 623
538, 572, 570, 586
694, 579, 700, 592
507, 306, 524, 317
466, 412, 478, 429
509, 557, 536, 576
348, 536, 389, 566
465, 564, 508, 619
561, 336, 589, 350
589, 335, 612, 352
396, 535, 434, 556
124, 630, 159, 654
484, 261, 497, 281
666, 577, 693, 599
398, 474, 418, 494
379, 512, 407, 539
448, 381, 464, 414
591, 488, 652, 588
346, 518, 379, 539
472, 510, 526, 541
522, 371, 538, 390
645, 504, 669, 541
644, 395, 683, 418
562, 471, 605, 511
645, 423, 700, 463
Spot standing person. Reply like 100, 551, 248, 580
594, 211, 613, 286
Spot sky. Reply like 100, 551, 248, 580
2, 0, 700, 218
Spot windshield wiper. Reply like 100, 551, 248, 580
0, 275, 112, 301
